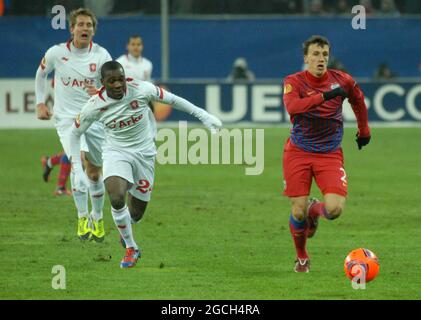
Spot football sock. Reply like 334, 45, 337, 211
88, 176, 105, 221
112, 205, 137, 249
50, 153, 63, 167
289, 213, 308, 259
70, 171, 89, 218
57, 154, 71, 189
309, 202, 334, 220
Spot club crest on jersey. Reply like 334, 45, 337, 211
130, 100, 139, 110
331, 83, 340, 90
89, 63, 97, 72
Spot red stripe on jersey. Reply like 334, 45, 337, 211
159, 86, 163, 99
89, 41, 93, 52
98, 87, 106, 101
66, 39, 71, 52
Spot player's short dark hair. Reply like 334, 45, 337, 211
127, 35, 143, 44
101, 61, 125, 79
302, 35, 330, 55
69, 8, 98, 32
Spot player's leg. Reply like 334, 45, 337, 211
54, 153, 72, 196
283, 142, 312, 272
105, 176, 141, 268
55, 120, 90, 239
83, 123, 106, 242
41, 152, 63, 183
84, 156, 105, 242
308, 149, 348, 237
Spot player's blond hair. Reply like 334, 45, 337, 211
69, 8, 98, 31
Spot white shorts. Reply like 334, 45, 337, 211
103, 148, 155, 202
55, 118, 105, 167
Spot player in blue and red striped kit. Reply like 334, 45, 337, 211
282, 35, 371, 273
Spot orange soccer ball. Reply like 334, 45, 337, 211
344, 248, 380, 282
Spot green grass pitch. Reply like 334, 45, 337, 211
0, 127, 420, 300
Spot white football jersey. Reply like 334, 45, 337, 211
40, 41, 112, 119
116, 54, 153, 82
74, 80, 167, 156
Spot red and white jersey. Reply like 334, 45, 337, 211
116, 54, 153, 82
40, 40, 112, 119
74, 80, 168, 155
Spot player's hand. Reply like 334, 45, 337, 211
84, 84, 98, 96
355, 133, 371, 150
72, 167, 89, 192
322, 87, 348, 101
36, 103, 52, 120
201, 113, 222, 134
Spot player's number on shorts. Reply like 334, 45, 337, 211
340, 168, 347, 185
136, 179, 151, 194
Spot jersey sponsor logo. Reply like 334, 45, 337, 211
89, 63, 97, 72
107, 114, 144, 129
130, 100, 139, 110
283, 83, 293, 94
61, 57, 69, 62
60, 77, 94, 87
331, 83, 340, 90
99, 107, 108, 112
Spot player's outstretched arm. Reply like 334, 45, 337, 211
152, 86, 222, 133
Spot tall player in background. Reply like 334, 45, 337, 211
68, 61, 222, 268
35, 8, 112, 242
282, 35, 371, 273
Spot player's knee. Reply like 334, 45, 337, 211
86, 168, 101, 182
324, 203, 343, 219
131, 207, 146, 223
291, 204, 307, 221
109, 195, 126, 210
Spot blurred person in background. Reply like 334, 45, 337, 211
377, 0, 400, 17
374, 62, 397, 80
359, 0, 376, 15
227, 57, 255, 82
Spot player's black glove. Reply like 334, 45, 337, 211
355, 133, 371, 150
322, 87, 348, 101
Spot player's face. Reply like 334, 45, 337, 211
304, 44, 330, 77
102, 69, 126, 100
127, 38, 143, 58
70, 15, 95, 49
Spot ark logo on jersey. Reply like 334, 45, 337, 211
60, 77, 94, 87
89, 63, 97, 72
107, 114, 143, 129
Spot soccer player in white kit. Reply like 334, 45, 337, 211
68, 61, 222, 268
116, 35, 153, 82
35, 8, 112, 242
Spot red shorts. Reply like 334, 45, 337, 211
282, 139, 348, 197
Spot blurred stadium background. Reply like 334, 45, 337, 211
1, 0, 421, 300
1, 0, 421, 127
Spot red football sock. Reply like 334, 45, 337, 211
308, 202, 334, 220
50, 153, 64, 167
57, 162, 71, 189
289, 215, 308, 259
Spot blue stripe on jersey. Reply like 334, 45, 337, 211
290, 115, 343, 153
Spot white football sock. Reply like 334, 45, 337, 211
88, 176, 105, 221
70, 172, 89, 218
112, 206, 137, 249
